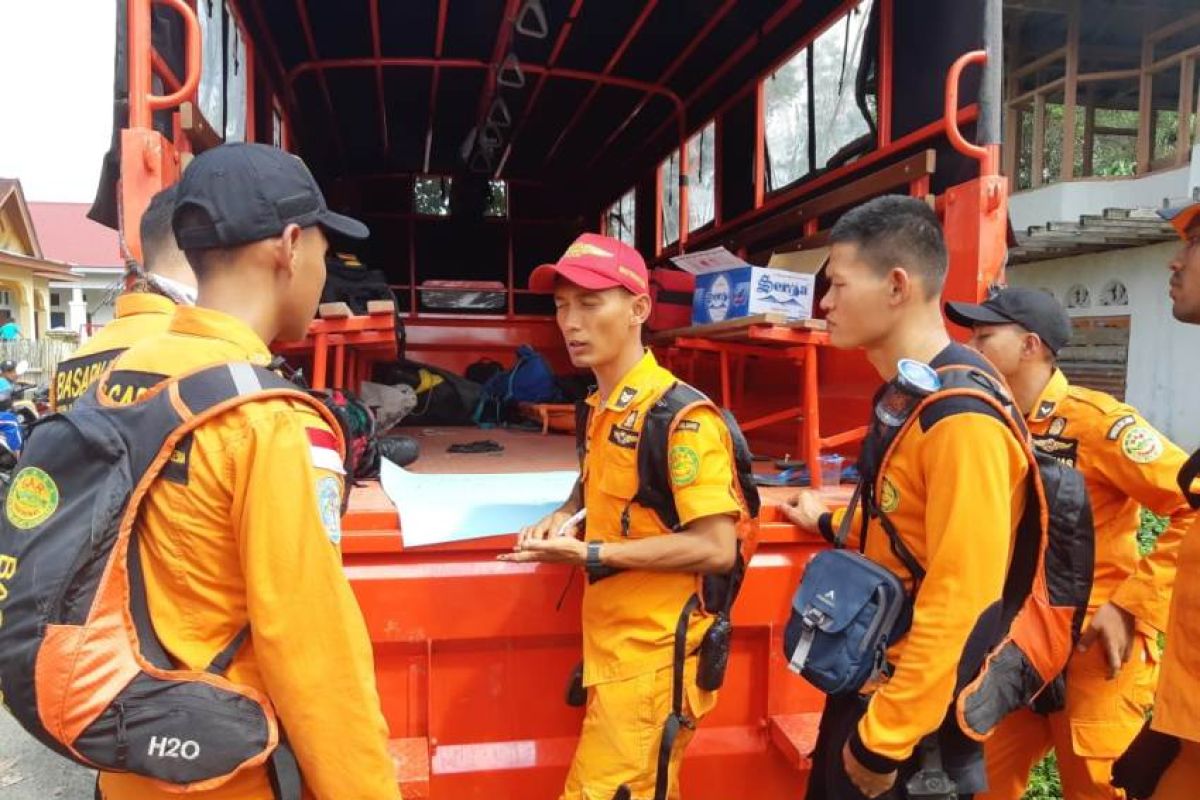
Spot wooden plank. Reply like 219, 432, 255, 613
1009, 77, 1066, 108
1137, 12, 1155, 174
1011, 46, 1068, 81
180, 102, 221, 153
318, 302, 354, 319
1179, 57, 1196, 167
1061, 0, 1080, 182
736, 150, 937, 251
1082, 102, 1096, 176
1032, 93, 1047, 187
1148, 9, 1200, 44
653, 314, 826, 342
1077, 68, 1141, 84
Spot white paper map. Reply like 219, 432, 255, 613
380, 458, 580, 547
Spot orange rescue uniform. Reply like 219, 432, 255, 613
96, 306, 398, 800
829, 344, 1029, 773
1146, 510, 1200, 799
982, 370, 1193, 800
51, 292, 175, 411
562, 351, 743, 800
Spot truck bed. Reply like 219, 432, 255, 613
340, 427, 848, 798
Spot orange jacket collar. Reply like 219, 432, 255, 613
586, 350, 670, 411
114, 292, 175, 320
1029, 368, 1070, 423
168, 306, 272, 364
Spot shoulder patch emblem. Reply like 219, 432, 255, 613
879, 477, 900, 514
619, 410, 639, 430
1048, 417, 1067, 437
6, 467, 60, 530
613, 386, 638, 410
1121, 425, 1164, 464
669, 445, 701, 487
1036, 400, 1057, 420
1107, 414, 1137, 441
676, 419, 701, 433
316, 476, 343, 545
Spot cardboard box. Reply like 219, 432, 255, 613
671, 246, 816, 325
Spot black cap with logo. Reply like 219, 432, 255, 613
172, 143, 368, 250
945, 286, 1072, 354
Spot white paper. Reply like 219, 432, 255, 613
670, 246, 749, 276
380, 458, 580, 547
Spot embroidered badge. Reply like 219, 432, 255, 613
6, 467, 59, 530
1033, 435, 1080, 468
1048, 417, 1067, 437
1121, 425, 1164, 464
613, 387, 638, 410
1107, 414, 1137, 441
316, 476, 343, 545
608, 426, 639, 449
879, 477, 900, 513
669, 445, 700, 487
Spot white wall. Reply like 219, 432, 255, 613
1008, 241, 1200, 449
1009, 163, 1194, 233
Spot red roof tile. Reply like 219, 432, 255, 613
26, 202, 122, 268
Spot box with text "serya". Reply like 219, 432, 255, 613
670, 247, 814, 326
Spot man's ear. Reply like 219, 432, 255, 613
630, 293, 652, 326
278, 223, 303, 277
887, 267, 913, 305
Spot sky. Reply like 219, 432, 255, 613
0, 1, 117, 202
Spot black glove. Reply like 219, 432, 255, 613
1112, 720, 1181, 799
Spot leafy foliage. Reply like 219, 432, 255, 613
1023, 753, 1063, 800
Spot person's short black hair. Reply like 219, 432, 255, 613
140, 185, 179, 271
829, 195, 949, 298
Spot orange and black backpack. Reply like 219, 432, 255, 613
845, 346, 1094, 740
0, 362, 343, 798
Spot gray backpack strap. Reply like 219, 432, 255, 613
175, 363, 299, 418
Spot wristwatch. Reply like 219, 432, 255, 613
586, 541, 604, 572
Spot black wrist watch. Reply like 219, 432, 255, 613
586, 541, 604, 571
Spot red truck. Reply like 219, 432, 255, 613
98, 0, 1010, 796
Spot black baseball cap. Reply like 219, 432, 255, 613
172, 143, 368, 250
945, 287, 1071, 354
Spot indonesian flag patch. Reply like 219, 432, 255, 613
306, 427, 346, 475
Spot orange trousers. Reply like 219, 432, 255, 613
559, 656, 716, 800
980, 634, 1158, 800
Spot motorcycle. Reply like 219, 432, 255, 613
0, 360, 43, 489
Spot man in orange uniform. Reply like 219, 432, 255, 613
95, 144, 399, 800
500, 233, 746, 800
51, 185, 196, 411
945, 286, 1194, 800
782, 196, 1029, 799
1111, 200, 1200, 799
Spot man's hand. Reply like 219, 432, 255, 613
780, 489, 830, 532
498, 536, 588, 565
1078, 602, 1136, 679
842, 742, 896, 798
516, 509, 579, 547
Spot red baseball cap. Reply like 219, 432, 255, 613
529, 233, 649, 295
